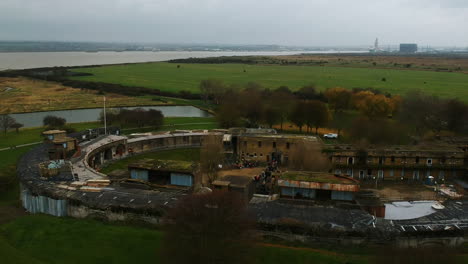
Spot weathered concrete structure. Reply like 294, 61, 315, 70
17, 129, 468, 247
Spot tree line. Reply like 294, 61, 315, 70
100, 108, 164, 128
201, 79, 468, 145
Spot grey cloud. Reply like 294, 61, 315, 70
0, 0, 467, 46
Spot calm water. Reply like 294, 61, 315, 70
0, 50, 364, 70
10, 106, 212, 128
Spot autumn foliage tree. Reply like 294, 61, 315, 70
324, 87, 352, 113
352, 91, 396, 119
161, 191, 254, 264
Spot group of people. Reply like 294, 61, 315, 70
232, 159, 259, 169
253, 160, 280, 194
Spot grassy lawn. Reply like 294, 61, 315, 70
71, 62, 468, 101
0, 214, 370, 264
0, 146, 33, 207
101, 148, 200, 174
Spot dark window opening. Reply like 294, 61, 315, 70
415, 156, 420, 164
258, 141, 262, 147
391, 156, 395, 163
286, 142, 290, 149
379, 157, 385, 165
273, 142, 276, 148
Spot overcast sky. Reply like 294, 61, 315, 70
0, 0, 467, 47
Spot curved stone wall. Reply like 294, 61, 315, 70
18, 132, 216, 221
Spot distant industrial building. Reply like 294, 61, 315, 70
399, 43, 418, 53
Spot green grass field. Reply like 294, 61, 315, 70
101, 148, 200, 174
0, 214, 370, 264
72, 62, 468, 101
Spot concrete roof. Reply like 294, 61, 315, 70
43, 130, 66, 135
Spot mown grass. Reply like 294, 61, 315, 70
0, 146, 33, 206
101, 148, 200, 174
71, 62, 468, 101
0, 214, 370, 264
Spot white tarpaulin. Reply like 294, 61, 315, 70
385, 201, 437, 220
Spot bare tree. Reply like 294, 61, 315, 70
0, 114, 15, 134
288, 141, 330, 171
161, 191, 254, 264
289, 101, 308, 133
305, 100, 329, 134
199, 79, 226, 104
10, 123, 24, 134
200, 135, 224, 183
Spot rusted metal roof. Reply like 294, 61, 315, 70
278, 171, 359, 192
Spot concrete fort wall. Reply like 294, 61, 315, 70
86, 133, 206, 170
19, 132, 214, 225
17, 132, 468, 247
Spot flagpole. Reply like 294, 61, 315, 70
103, 96, 107, 135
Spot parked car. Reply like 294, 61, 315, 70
323, 133, 338, 139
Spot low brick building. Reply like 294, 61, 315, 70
227, 128, 320, 165
328, 144, 467, 182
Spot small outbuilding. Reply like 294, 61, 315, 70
42, 130, 77, 160
212, 175, 255, 201
278, 171, 360, 201
128, 159, 196, 188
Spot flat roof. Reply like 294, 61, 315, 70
240, 134, 318, 141
328, 144, 463, 154
43, 130, 66, 135
128, 159, 195, 173
281, 171, 357, 185
52, 137, 75, 144
278, 171, 360, 192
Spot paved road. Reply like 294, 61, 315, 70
0, 141, 42, 152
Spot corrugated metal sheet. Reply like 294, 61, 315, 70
278, 179, 359, 192
130, 169, 149, 181
170, 173, 192, 187
21, 187, 67, 216
331, 191, 354, 201
280, 187, 316, 198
